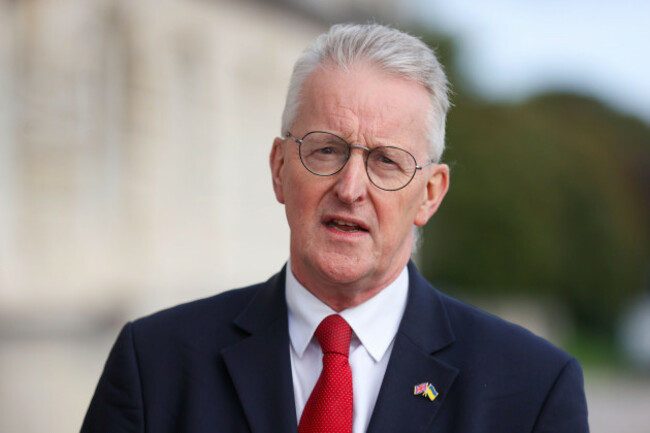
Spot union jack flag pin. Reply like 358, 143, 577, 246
413, 382, 439, 402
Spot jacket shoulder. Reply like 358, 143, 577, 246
129, 280, 268, 351
430, 289, 589, 432
439, 290, 574, 368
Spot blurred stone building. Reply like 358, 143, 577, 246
0, 0, 412, 429
0, 0, 323, 318
0, 0, 329, 431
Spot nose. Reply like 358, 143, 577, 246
332, 147, 369, 204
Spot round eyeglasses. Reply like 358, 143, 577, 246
285, 131, 434, 191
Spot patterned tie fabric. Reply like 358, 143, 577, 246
298, 314, 353, 433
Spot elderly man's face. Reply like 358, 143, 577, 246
270, 63, 448, 309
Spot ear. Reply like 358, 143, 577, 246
414, 163, 449, 226
270, 136, 287, 204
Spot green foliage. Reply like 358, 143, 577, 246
563, 327, 623, 369
414, 26, 650, 333
421, 92, 650, 332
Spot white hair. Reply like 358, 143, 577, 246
281, 23, 451, 162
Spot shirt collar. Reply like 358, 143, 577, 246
286, 258, 409, 362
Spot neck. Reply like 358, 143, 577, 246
309, 285, 385, 312
289, 260, 407, 312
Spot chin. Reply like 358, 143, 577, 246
314, 251, 371, 285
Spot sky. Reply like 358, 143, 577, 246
406, 0, 650, 124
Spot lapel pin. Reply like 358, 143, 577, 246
414, 382, 439, 402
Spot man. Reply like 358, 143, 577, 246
82, 24, 589, 432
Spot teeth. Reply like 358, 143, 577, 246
327, 219, 367, 233
333, 219, 359, 227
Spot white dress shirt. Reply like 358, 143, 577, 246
285, 259, 409, 433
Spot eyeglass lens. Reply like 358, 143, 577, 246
298, 131, 417, 191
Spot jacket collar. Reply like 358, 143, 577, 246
222, 262, 459, 433
366, 261, 459, 433
222, 267, 299, 433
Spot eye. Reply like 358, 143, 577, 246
311, 144, 346, 157
370, 150, 401, 170
317, 146, 336, 155
305, 135, 347, 156
379, 155, 397, 165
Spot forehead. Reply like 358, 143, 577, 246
295, 63, 431, 153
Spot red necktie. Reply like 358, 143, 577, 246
298, 314, 353, 433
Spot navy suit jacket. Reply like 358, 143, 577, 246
82, 263, 589, 432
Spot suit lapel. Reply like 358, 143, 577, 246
367, 262, 459, 433
221, 268, 299, 433
221, 263, 458, 433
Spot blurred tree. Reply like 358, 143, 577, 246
416, 30, 650, 334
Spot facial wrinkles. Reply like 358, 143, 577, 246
312, 87, 423, 213
323, 92, 398, 149
297, 63, 431, 152
352, 109, 426, 168
284, 64, 435, 305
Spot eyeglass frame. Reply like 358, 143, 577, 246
285, 130, 435, 191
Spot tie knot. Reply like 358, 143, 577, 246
315, 315, 352, 357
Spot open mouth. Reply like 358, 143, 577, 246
324, 218, 369, 233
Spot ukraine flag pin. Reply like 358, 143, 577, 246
413, 382, 439, 402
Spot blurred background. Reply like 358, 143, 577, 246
0, 0, 648, 431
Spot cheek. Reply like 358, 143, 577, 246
286, 179, 321, 223
379, 195, 420, 230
